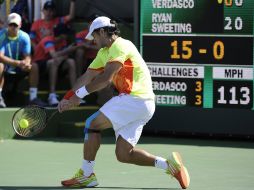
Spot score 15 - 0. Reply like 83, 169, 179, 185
170, 40, 225, 60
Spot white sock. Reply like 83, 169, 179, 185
155, 156, 168, 170
0, 88, 2, 97
49, 93, 57, 98
29, 88, 37, 101
82, 159, 95, 177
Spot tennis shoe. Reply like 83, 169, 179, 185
61, 169, 99, 188
48, 94, 59, 106
166, 152, 190, 189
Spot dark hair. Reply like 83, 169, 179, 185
53, 23, 72, 37
43, 0, 56, 10
94, 20, 120, 37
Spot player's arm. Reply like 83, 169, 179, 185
21, 55, 32, 71
0, 52, 31, 71
84, 62, 122, 93
58, 62, 121, 112
0, 51, 20, 66
58, 68, 103, 112
64, 0, 76, 22
73, 69, 103, 89
21, 33, 32, 70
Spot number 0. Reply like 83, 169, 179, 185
213, 41, 224, 60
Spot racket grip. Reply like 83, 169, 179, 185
64, 90, 75, 100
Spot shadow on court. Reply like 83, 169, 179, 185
97, 187, 179, 189
0, 187, 63, 190
13, 135, 254, 149
0, 186, 179, 190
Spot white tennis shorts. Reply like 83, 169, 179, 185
100, 94, 155, 146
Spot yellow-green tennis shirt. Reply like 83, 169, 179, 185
89, 37, 155, 100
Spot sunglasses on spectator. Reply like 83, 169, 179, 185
8, 23, 19, 27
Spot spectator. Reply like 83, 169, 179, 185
75, 14, 99, 77
0, 13, 31, 108
11, 0, 31, 33
29, 23, 78, 106
30, 0, 76, 50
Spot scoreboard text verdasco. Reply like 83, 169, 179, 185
140, 0, 254, 109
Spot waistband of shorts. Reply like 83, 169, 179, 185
118, 93, 155, 101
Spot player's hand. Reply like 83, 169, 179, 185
58, 99, 71, 113
19, 60, 31, 71
58, 95, 81, 113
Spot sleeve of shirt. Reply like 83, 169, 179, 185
0, 30, 5, 53
43, 37, 55, 54
0, 46, 5, 54
88, 49, 105, 71
108, 41, 128, 65
21, 32, 31, 55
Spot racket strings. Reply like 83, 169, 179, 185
13, 106, 47, 137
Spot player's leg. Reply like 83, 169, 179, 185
115, 123, 190, 189
109, 94, 190, 189
0, 63, 6, 108
115, 135, 155, 166
83, 111, 112, 160
61, 111, 112, 188
116, 136, 190, 188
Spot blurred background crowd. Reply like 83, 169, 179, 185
0, 0, 133, 108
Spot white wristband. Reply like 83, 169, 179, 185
75, 86, 89, 98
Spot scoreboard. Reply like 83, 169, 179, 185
140, 0, 254, 110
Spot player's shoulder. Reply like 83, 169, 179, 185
97, 47, 109, 57
19, 30, 30, 38
16, 30, 30, 45
110, 37, 134, 54
113, 37, 133, 48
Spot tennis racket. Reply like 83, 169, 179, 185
12, 105, 58, 137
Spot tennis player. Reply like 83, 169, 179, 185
58, 16, 190, 189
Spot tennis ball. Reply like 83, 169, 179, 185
19, 119, 29, 129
